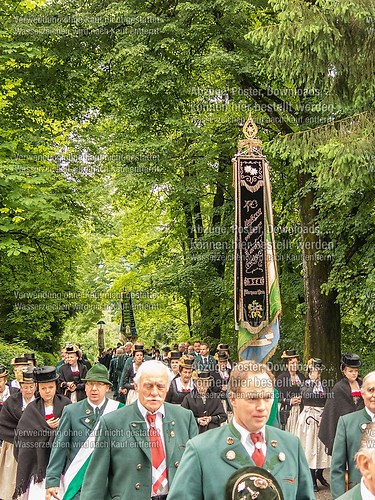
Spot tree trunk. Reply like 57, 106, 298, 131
298, 169, 341, 379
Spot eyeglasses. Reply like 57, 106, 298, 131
85, 382, 107, 388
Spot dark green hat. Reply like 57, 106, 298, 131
225, 466, 284, 500
82, 363, 111, 385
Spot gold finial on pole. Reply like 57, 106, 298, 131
237, 113, 263, 155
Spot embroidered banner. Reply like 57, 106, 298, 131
233, 152, 281, 363
120, 291, 137, 339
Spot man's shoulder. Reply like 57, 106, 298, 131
164, 402, 194, 419
102, 403, 135, 423
336, 483, 360, 499
188, 423, 230, 448
339, 407, 367, 424
266, 425, 299, 443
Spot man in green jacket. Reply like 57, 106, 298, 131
168, 360, 314, 500
331, 371, 375, 498
80, 360, 199, 500
337, 422, 375, 499
45, 364, 123, 500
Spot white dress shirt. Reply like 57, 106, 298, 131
232, 417, 267, 457
361, 478, 375, 499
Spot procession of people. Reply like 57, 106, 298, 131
0, 343, 374, 499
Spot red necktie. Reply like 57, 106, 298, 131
250, 432, 265, 467
147, 413, 168, 495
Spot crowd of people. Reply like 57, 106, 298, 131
0, 341, 374, 499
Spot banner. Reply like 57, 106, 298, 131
233, 120, 281, 363
120, 291, 137, 340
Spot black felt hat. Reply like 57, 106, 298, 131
281, 349, 299, 359
133, 344, 145, 354
168, 351, 182, 360
340, 353, 361, 369
307, 358, 323, 370
192, 370, 212, 381
215, 350, 229, 362
217, 343, 230, 352
11, 356, 30, 366
225, 466, 284, 500
19, 368, 36, 384
179, 355, 195, 369
65, 344, 80, 354
34, 366, 59, 383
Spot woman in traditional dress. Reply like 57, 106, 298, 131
58, 344, 87, 403
211, 351, 232, 414
9, 358, 32, 391
276, 349, 305, 434
168, 351, 182, 378
295, 358, 330, 492
0, 368, 36, 500
165, 355, 194, 404
122, 345, 144, 405
0, 365, 11, 411
318, 352, 364, 456
181, 370, 227, 433
13, 366, 71, 499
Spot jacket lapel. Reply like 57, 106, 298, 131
163, 408, 177, 465
220, 422, 253, 470
129, 403, 151, 461
264, 427, 288, 478
78, 400, 97, 430
356, 408, 372, 434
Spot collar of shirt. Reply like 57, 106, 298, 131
22, 394, 35, 410
137, 400, 166, 452
360, 478, 375, 500
137, 400, 165, 423
0, 385, 10, 401
232, 417, 267, 458
88, 399, 106, 412
365, 407, 375, 421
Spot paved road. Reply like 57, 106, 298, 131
314, 469, 331, 499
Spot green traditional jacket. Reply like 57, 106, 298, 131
46, 397, 123, 498
80, 401, 199, 500
168, 420, 314, 500
337, 484, 362, 500
331, 408, 372, 499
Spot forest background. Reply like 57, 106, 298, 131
0, 0, 374, 380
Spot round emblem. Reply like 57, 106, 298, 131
227, 436, 234, 445
170, 431, 175, 438
226, 450, 236, 461
254, 477, 268, 489
255, 442, 262, 450
271, 440, 277, 448
278, 452, 286, 462
361, 423, 368, 431
85, 409, 91, 414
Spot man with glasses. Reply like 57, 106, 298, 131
168, 360, 314, 500
45, 364, 123, 500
